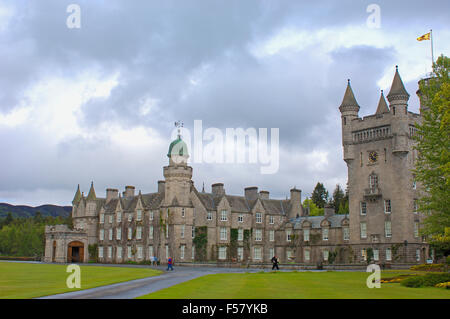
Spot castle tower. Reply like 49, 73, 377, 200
339, 79, 360, 163
341, 68, 427, 263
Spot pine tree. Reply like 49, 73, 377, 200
311, 182, 329, 208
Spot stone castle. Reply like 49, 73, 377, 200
44, 66, 429, 266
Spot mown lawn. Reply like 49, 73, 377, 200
0, 262, 161, 298
139, 270, 450, 299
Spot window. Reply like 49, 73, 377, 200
286, 229, 292, 242
181, 208, 185, 218
269, 230, 275, 242
221, 210, 228, 221
369, 174, 378, 189
117, 246, 122, 259
149, 211, 154, 221
180, 245, 185, 259
136, 210, 142, 221
360, 202, 367, 215
256, 212, 262, 223
127, 246, 132, 259
343, 227, 350, 241
386, 248, 392, 261
287, 250, 292, 260
303, 229, 310, 242
413, 200, 418, 214
192, 226, 195, 238
238, 228, 243, 241
412, 176, 417, 189
165, 245, 169, 259
149, 225, 153, 239
414, 222, 419, 238
100, 229, 104, 241
165, 223, 169, 238
116, 211, 122, 223
100, 213, 105, 224
220, 227, 227, 241
128, 214, 132, 222
116, 228, 121, 240
416, 249, 420, 262
384, 200, 391, 214
148, 245, 153, 257
238, 247, 244, 261
385, 221, 392, 238
218, 246, 227, 260
109, 215, 113, 224
207, 211, 213, 221
253, 247, 262, 260
108, 229, 112, 241
373, 249, 379, 261
181, 225, 185, 238
322, 228, 329, 241
254, 229, 262, 241
238, 214, 243, 223
304, 249, 310, 262
323, 250, 329, 261
128, 227, 132, 240
136, 226, 142, 240
269, 215, 274, 224
98, 246, 104, 258
360, 222, 367, 239
192, 246, 195, 260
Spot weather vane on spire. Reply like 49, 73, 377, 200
174, 120, 184, 138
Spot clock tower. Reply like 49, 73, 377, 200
340, 67, 428, 263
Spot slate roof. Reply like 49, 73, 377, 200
292, 214, 349, 229
387, 66, 410, 100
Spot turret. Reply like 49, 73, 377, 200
339, 79, 360, 162
387, 66, 410, 155
72, 184, 81, 206
375, 90, 389, 115
86, 182, 97, 216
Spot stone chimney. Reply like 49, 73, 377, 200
324, 204, 335, 218
158, 180, 165, 193
124, 186, 135, 198
289, 188, 302, 219
211, 183, 225, 196
244, 187, 258, 201
106, 188, 118, 203
259, 190, 269, 200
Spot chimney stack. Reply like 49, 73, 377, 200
289, 188, 302, 219
158, 180, 165, 193
211, 183, 225, 196
106, 188, 118, 203
124, 186, 135, 198
324, 204, 335, 218
244, 187, 258, 201
259, 190, 269, 200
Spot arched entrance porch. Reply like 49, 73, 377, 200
67, 241, 84, 263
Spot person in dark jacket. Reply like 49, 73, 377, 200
271, 256, 279, 270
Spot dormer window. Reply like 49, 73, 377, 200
136, 210, 142, 221
100, 213, 105, 224
116, 211, 122, 223
255, 212, 262, 223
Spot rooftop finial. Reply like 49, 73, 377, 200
347, 79, 350, 84
395, 65, 398, 71
174, 120, 184, 138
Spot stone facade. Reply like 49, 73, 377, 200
44, 66, 429, 265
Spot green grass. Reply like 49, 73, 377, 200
138, 271, 450, 299
0, 262, 161, 298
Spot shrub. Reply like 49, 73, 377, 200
435, 282, 450, 288
410, 264, 444, 272
401, 273, 450, 288
446, 256, 450, 265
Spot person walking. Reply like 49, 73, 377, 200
271, 255, 279, 270
167, 257, 174, 271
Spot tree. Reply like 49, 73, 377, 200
331, 184, 345, 214
311, 182, 329, 208
303, 198, 324, 216
413, 55, 450, 238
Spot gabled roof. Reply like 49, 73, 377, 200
375, 90, 389, 114
387, 66, 410, 101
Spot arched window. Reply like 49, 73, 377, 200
369, 173, 378, 190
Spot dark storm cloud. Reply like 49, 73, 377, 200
0, 0, 448, 205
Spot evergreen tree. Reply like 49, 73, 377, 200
331, 184, 345, 213
311, 182, 329, 208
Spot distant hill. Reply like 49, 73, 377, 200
0, 203, 72, 219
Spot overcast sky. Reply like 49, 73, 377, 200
0, 0, 449, 206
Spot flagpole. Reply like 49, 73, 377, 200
430, 29, 434, 69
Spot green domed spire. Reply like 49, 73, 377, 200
167, 136, 189, 158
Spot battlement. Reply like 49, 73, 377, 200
352, 125, 391, 144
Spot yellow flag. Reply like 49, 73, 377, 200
417, 32, 431, 41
